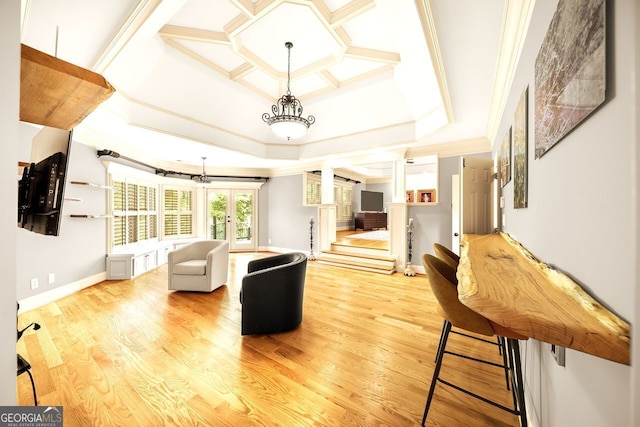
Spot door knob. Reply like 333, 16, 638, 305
454, 233, 459, 237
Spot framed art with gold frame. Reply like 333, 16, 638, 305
417, 189, 436, 203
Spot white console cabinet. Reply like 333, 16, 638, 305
106, 241, 187, 280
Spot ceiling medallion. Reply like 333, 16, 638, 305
262, 42, 315, 140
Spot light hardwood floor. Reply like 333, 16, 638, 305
17, 252, 520, 426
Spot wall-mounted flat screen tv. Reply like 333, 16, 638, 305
18, 127, 73, 236
361, 190, 383, 212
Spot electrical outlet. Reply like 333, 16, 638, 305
551, 344, 566, 366
30, 278, 39, 290
48, 273, 55, 284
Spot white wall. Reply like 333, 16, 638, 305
633, 2, 640, 423
0, 0, 19, 405
16, 133, 108, 302
265, 175, 317, 252
494, 1, 636, 425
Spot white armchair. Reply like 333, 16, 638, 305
168, 240, 229, 292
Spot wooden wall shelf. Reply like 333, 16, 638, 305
457, 232, 630, 365
70, 181, 113, 190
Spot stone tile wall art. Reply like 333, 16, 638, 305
514, 88, 528, 209
534, 0, 605, 159
500, 127, 512, 188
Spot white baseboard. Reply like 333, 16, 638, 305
18, 272, 107, 313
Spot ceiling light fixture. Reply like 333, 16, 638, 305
262, 42, 315, 140
193, 156, 210, 184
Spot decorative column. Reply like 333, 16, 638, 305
317, 204, 336, 253
387, 203, 407, 272
318, 164, 337, 255
391, 159, 408, 203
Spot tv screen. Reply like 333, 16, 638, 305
361, 190, 383, 212
18, 127, 72, 236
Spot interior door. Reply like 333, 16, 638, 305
207, 189, 257, 251
460, 157, 494, 237
451, 174, 460, 254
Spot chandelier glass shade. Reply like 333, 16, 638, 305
262, 42, 315, 140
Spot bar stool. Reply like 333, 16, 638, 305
432, 243, 509, 389
433, 243, 459, 269
17, 302, 40, 406
17, 354, 37, 405
421, 254, 528, 426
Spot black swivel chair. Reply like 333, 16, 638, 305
17, 302, 40, 405
240, 252, 308, 335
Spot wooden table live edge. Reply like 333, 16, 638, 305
457, 232, 630, 366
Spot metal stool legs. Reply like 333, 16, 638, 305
423, 320, 451, 426
17, 354, 37, 406
422, 322, 527, 426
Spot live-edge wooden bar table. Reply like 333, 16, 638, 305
457, 232, 630, 365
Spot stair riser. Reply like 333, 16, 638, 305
320, 254, 395, 269
330, 244, 388, 257
316, 260, 395, 275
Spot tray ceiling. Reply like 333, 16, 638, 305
20, 0, 531, 178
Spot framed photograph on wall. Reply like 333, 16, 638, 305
500, 127, 512, 188
514, 87, 528, 209
406, 190, 415, 203
534, 0, 605, 159
418, 189, 436, 203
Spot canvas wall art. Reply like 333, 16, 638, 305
500, 127, 511, 188
534, 0, 605, 159
514, 88, 528, 209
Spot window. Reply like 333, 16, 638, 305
334, 184, 353, 221
112, 179, 158, 249
342, 187, 352, 219
303, 172, 353, 220
163, 187, 194, 238
304, 174, 321, 205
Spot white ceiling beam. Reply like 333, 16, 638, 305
344, 46, 400, 64
329, 0, 376, 27
158, 25, 230, 44
162, 37, 230, 77
92, 0, 163, 73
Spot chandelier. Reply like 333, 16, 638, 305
262, 42, 315, 140
193, 156, 210, 184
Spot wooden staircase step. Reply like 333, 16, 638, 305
316, 257, 395, 274
317, 247, 396, 275
323, 249, 396, 262
329, 243, 390, 257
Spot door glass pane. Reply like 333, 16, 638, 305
235, 192, 253, 243
208, 192, 228, 240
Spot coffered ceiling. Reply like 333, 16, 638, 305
20, 0, 533, 179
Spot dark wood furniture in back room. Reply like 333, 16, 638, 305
354, 212, 387, 231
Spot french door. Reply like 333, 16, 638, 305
206, 189, 256, 251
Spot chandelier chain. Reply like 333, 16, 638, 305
286, 41, 292, 95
